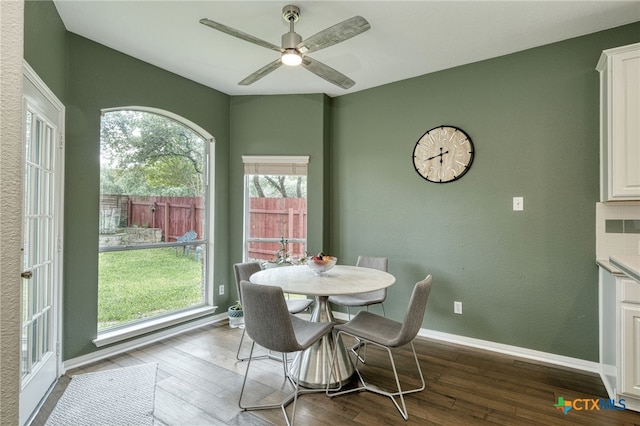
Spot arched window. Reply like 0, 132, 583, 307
97, 107, 214, 340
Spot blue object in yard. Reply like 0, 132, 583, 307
176, 230, 197, 256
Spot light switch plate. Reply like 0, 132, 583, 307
513, 197, 524, 211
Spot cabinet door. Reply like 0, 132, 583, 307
620, 304, 640, 397
609, 48, 640, 199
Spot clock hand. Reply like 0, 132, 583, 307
426, 150, 449, 161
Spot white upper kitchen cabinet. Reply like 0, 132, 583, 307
597, 43, 640, 201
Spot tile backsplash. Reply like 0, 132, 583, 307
596, 201, 640, 260
605, 219, 640, 234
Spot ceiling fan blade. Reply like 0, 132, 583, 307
238, 58, 283, 86
200, 18, 283, 53
301, 56, 355, 89
298, 16, 370, 54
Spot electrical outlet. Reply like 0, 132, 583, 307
454, 301, 463, 314
219, 285, 224, 295
513, 197, 524, 211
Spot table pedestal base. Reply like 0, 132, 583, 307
289, 296, 353, 388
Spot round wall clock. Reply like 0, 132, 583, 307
412, 125, 475, 183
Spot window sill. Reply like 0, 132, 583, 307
93, 305, 217, 348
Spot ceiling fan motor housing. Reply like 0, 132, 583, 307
282, 31, 302, 49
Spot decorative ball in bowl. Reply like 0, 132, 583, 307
307, 255, 337, 276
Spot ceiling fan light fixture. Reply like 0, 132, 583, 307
281, 49, 302, 66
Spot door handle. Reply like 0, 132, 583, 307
21, 271, 33, 279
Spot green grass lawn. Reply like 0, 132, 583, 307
98, 247, 203, 329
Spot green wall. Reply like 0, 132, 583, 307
24, 0, 66, 101
63, 34, 230, 359
229, 94, 330, 299
25, 0, 640, 362
329, 22, 640, 361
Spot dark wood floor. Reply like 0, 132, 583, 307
33, 321, 640, 425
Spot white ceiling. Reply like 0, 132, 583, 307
53, 1, 640, 98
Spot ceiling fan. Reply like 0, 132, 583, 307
200, 5, 370, 89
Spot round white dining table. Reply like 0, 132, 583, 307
249, 264, 396, 388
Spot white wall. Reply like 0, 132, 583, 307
0, 0, 24, 423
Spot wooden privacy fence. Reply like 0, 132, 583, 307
128, 196, 204, 242
248, 198, 307, 261
100, 194, 203, 242
100, 195, 306, 254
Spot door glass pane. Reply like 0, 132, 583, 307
44, 125, 53, 171
42, 165, 51, 216
43, 219, 51, 261
25, 111, 32, 157
31, 220, 39, 265
42, 313, 49, 353
31, 119, 41, 165
21, 325, 28, 377
31, 269, 38, 314
31, 318, 38, 364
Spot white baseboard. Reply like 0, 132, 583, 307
63, 313, 227, 372
331, 311, 600, 374
67, 311, 600, 377
624, 397, 640, 412
418, 328, 600, 374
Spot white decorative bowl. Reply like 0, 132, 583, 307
307, 257, 337, 276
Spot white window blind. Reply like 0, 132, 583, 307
242, 155, 309, 176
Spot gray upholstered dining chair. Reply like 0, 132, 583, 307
326, 275, 432, 420
233, 262, 313, 361
239, 280, 334, 426
328, 256, 388, 319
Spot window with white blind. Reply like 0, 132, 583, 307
242, 156, 308, 264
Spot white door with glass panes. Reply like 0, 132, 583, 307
19, 63, 64, 426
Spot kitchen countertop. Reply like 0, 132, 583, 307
596, 259, 624, 275
610, 255, 640, 283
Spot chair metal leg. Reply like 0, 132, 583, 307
348, 303, 384, 365
235, 328, 247, 360
326, 331, 361, 395
326, 332, 369, 402
237, 328, 288, 366
327, 331, 425, 420
350, 339, 367, 364
283, 353, 297, 386
239, 342, 298, 425
240, 341, 330, 426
